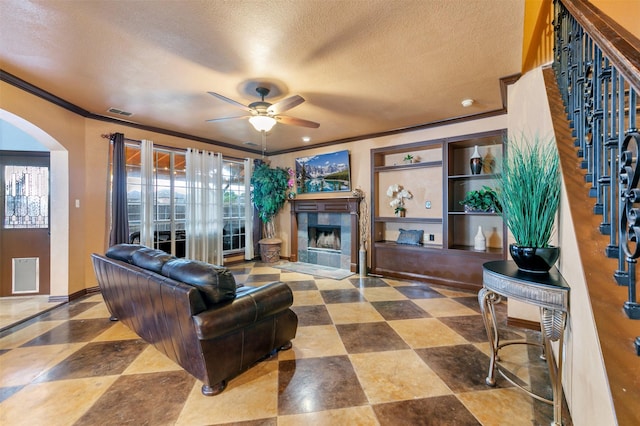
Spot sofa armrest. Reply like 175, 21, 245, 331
193, 281, 293, 340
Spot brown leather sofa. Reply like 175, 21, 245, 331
91, 244, 298, 396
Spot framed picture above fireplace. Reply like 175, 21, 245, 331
295, 149, 351, 194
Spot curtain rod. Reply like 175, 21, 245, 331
100, 133, 248, 162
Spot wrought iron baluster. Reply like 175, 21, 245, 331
616, 75, 630, 284
604, 65, 619, 259
619, 87, 639, 319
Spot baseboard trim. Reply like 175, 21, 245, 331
507, 316, 540, 331
48, 286, 101, 303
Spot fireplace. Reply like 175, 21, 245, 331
308, 225, 341, 252
289, 197, 361, 272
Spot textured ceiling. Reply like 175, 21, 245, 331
0, 0, 524, 154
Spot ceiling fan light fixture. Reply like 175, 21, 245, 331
249, 115, 277, 132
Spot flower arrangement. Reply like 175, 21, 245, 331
386, 184, 413, 215
286, 167, 296, 199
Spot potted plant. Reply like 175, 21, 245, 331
495, 135, 561, 273
251, 163, 291, 263
459, 186, 500, 212
403, 154, 414, 164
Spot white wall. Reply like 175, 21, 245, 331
507, 66, 616, 425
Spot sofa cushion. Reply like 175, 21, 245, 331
161, 259, 237, 306
105, 244, 145, 263
131, 247, 176, 273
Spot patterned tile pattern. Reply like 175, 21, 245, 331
0, 261, 573, 425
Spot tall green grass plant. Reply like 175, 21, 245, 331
496, 135, 561, 248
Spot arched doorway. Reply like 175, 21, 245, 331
0, 110, 69, 299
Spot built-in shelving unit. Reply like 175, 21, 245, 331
370, 130, 507, 290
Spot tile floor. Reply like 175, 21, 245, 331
0, 295, 64, 331
0, 261, 572, 425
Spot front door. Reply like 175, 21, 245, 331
0, 152, 50, 296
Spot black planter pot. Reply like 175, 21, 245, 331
509, 244, 560, 273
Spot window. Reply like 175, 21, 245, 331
122, 144, 186, 256
3, 162, 49, 229
113, 142, 246, 256
222, 160, 247, 253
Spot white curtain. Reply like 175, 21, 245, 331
185, 149, 223, 265
244, 158, 254, 260
140, 139, 154, 248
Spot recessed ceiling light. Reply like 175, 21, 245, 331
302, 136, 311, 142
461, 99, 474, 108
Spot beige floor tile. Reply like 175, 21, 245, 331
73, 303, 112, 320
0, 375, 118, 426
292, 290, 324, 306
474, 340, 535, 385
315, 279, 355, 290
358, 287, 407, 302
250, 266, 282, 274
82, 293, 106, 303
91, 321, 140, 342
279, 272, 317, 281
350, 350, 452, 404
278, 406, 380, 426
0, 343, 86, 387
278, 325, 347, 360
176, 360, 278, 425
491, 341, 535, 386
389, 318, 468, 348
383, 278, 422, 287
326, 302, 385, 324
0, 296, 64, 330
457, 387, 536, 426
122, 345, 182, 375
0, 320, 65, 350
431, 287, 477, 298
413, 298, 479, 317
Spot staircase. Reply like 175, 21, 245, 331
547, 1, 640, 423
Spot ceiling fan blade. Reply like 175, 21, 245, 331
206, 115, 249, 123
207, 91, 251, 111
267, 95, 305, 114
276, 115, 320, 128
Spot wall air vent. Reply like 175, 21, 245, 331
107, 107, 133, 117
243, 141, 259, 147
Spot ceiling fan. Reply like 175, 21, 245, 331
207, 87, 320, 132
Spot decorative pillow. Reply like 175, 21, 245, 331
131, 247, 176, 273
161, 258, 237, 306
105, 244, 144, 263
396, 229, 424, 245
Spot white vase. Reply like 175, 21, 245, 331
359, 242, 367, 277
474, 225, 486, 251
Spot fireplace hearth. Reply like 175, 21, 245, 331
289, 197, 361, 272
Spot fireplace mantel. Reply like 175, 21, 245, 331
289, 197, 361, 272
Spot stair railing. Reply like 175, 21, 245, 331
552, 0, 639, 339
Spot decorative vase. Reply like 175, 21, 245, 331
395, 210, 406, 217
474, 226, 486, 251
483, 148, 496, 174
359, 242, 367, 277
470, 145, 482, 175
509, 244, 560, 274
